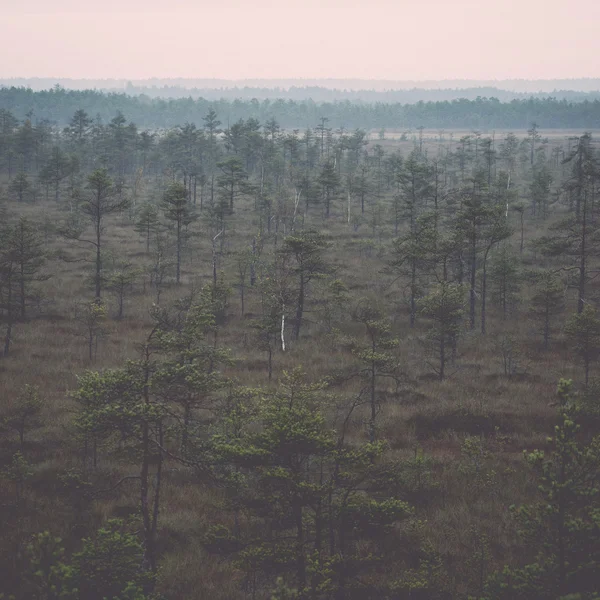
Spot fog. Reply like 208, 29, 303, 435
4, 0, 600, 80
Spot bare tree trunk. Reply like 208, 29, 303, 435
95, 222, 102, 299
294, 273, 304, 340
294, 500, 306, 591
481, 248, 490, 335
268, 347, 272, 380
439, 333, 445, 380
176, 219, 182, 284
410, 257, 417, 328
578, 192, 587, 314
470, 238, 477, 329
250, 238, 256, 286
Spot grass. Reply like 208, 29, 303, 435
0, 130, 594, 598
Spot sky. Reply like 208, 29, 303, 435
3, 0, 600, 81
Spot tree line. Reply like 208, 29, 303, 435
2, 86, 600, 129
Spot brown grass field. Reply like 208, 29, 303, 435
0, 128, 597, 599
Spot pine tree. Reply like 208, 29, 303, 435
349, 301, 401, 441
489, 245, 521, 320
1, 384, 42, 452
64, 169, 129, 299
486, 380, 600, 599
210, 368, 413, 598
317, 159, 341, 218
6, 217, 49, 318
152, 286, 231, 455
39, 146, 73, 202
134, 202, 160, 253
281, 231, 330, 341
529, 270, 565, 350
419, 282, 465, 380
161, 182, 195, 285
388, 212, 436, 328
8, 171, 30, 202
565, 304, 600, 385
106, 262, 139, 319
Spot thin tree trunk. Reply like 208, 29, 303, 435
481, 248, 490, 334
176, 219, 182, 284
294, 272, 305, 340
544, 304, 550, 350
470, 238, 477, 329
267, 347, 272, 380
95, 222, 102, 299
578, 193, 587, 314
370, 336, 376, 442
294, 500, 306, 591
20, 264, 26, 318
439, 332, 445, 380
410, 257, 417, 328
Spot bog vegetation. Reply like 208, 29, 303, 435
0, 103, 599, 600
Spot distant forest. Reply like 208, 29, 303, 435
2, 86, 600, 130
5, 76, 600, 92
4, 78, 600, 104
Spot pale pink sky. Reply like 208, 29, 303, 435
3, 0, 600, 80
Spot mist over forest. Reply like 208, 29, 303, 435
5, 77, 600, 94
2, 84, 600, 130
3, 2, 600, 597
